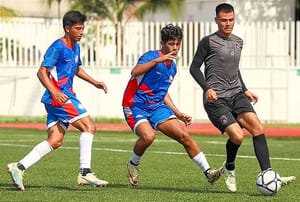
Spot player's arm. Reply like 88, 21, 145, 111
76, 67, 107, 93
190, 37, 217, 102
238, 70, 258, 103
189, 38, 209, 92
131, 51, 176, 77
164, 93, 192, 126
37, 66, 69, 103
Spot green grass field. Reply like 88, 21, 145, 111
0, 128, 299, 202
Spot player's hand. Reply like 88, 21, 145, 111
94, 81, 108, 93
51, 91, 69, 103
206, 89, 218, 103
244, 90, 258, 104
156, 51, 177, 63
178, 112, 192, 126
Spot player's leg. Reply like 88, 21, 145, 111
237, 111, 271, 171
71, 115, 108, 187
123, 106, 156, 186
222, 123, 245, 192
205, 98, 242, 191
155, 106, 222, 184
238, 111, 296, 185
6, 105, 64, 191
128, 121, 156, 186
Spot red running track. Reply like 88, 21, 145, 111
0, 123, 299, 137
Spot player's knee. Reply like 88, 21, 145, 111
252, 124, 264, 135
89, 124, 96, 134
82, 123, 96, 134
141, 132, 155, 145
231, 134, 244, 145
49, 140, 63, 149
177, 131, 192, 145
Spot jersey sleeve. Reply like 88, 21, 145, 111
189, 36, 209, 92
41, 44, 60, 68
137, 51, 157, 65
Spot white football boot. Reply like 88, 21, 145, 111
222, 161, 237, 192
7, 162, 25, 191
281, 176, 296, 185
127, 161, 139, 186
206, 168, 223, 184
77, 172, 108, 187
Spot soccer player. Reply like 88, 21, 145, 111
189, 3, 296, 192
122, 24, 222, 187
7, 10, 108, 191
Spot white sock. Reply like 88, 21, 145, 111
79, 132, 94, 169
130, 152, 142, 165
19, 140, 53, 169
192, 152, 210, 172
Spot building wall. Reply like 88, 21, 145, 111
1, 67, 299, 123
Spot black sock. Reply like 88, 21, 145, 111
204, 169, 210, 177
80, 168, 92, 176
17, 162, 25, 171
226, 139, 240, 170
253, 134, 271, 171
129, 160, 138, 166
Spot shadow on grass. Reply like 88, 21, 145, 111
1, 182, 260, 197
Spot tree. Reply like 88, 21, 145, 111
69, 0, 186, 62
46, 0, 186, 64
0, 6, 18, 17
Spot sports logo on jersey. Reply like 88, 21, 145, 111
75, 55, 79, 63
220, 115, 228, 125
78, 103, 85, 110
168, 75, 174, 83
235, 42, 241, 50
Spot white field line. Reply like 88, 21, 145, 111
1, 142, 300, 162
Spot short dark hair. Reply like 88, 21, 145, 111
63, 10, 87, 30
161, 24, 183, 43
216, 3, 234, 17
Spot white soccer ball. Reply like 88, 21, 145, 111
256, 170, 282, 195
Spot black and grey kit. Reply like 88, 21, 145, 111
190, 32, 254, 133
190, 32, 271, 171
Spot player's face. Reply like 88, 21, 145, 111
66, 23, 85, 42
215, 11, 235, 38
161, 39, 181, 56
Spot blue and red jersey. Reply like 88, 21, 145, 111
122, 50, 177, 108
40, 38, 82, 106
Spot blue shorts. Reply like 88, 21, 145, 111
123, 104, 176, 132
44, 96, 89, 131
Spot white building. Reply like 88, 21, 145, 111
1, 0, 296, 22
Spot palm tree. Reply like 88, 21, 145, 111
69, 0, 185, 23
47, 0, 186, 63
69, 0, 185, 62
0, 6, 18, 17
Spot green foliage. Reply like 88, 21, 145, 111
67, 0, 185, 23
0, 6, 19, 17
0, 128, 299, 201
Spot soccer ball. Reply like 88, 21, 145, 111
256, 170, 282, 195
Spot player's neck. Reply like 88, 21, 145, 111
61, 36, 75, 49
216, 31, 232, 39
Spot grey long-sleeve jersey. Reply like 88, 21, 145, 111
190, 32, 247, 98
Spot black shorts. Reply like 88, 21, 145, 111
204, 92, 255, 133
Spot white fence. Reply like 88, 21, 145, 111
0, 18, 300, 123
